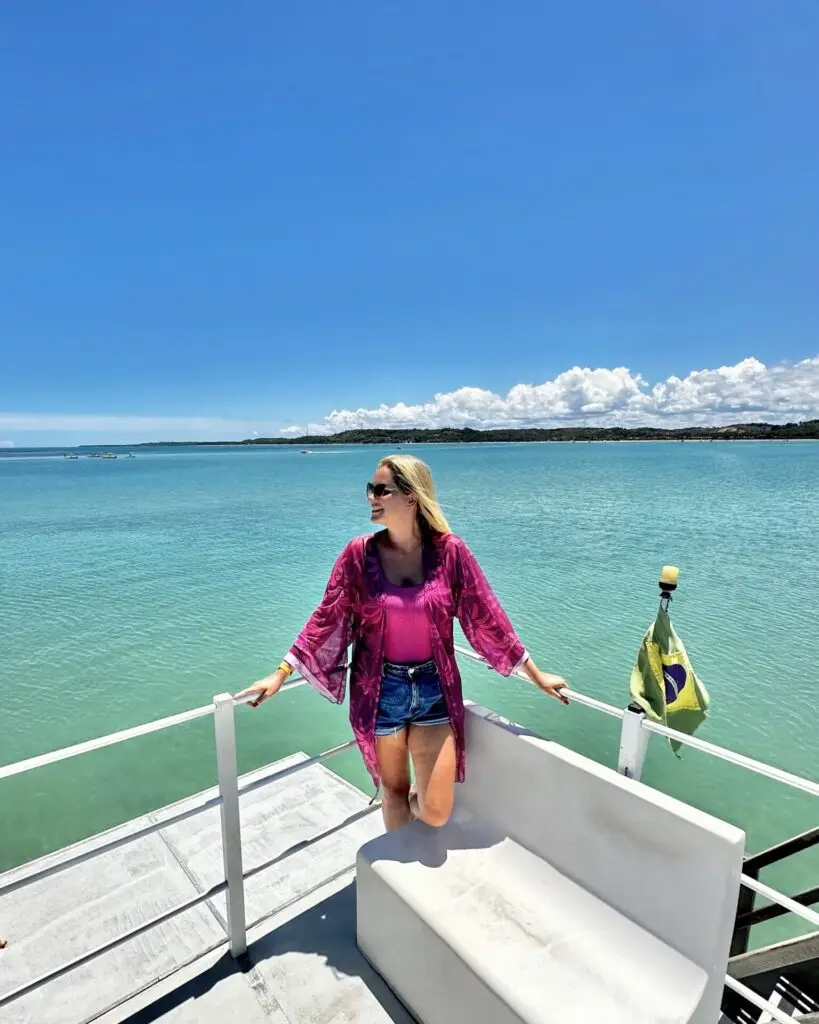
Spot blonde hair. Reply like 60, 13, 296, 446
378, 454, 451, 535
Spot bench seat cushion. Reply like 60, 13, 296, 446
357, 807, 708, 1024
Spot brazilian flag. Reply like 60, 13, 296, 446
629, 605, 710, 753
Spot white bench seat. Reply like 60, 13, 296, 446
358, 806, 708, 1024
356, 706, 745, 1024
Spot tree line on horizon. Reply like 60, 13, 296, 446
144, 419, 819, 446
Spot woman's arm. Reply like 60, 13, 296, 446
236, 541, 358, 706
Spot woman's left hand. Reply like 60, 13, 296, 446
533, 670, 569, 705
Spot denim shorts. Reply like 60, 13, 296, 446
374, 659, 451, 737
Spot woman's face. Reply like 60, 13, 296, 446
367, 465, 415, 529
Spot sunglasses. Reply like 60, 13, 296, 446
366, 481, 407, 499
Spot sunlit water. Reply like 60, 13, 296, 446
1, 441, 817, 946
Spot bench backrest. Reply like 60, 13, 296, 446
458, 706, 744, 1017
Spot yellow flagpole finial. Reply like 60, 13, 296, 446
660, 565, 680, 587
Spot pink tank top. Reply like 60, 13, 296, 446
382, 579, 433, 664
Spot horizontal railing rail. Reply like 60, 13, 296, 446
724, 975, 799, 1024
1, 652, 817, 1024
0, 878, 229, 1009
237, 739, 357, 799
0, 702, 217, 782
453, 643, 627, 720
735, 885, 819, 930
0, 675, 310, 783
732, 825, 819, 957
242, 802, 382, 888
740, 875, 819, 931
745, 826, 819, 873
455, 643, 819, 799
0, 789, 224, 900
641, 718, 819, 799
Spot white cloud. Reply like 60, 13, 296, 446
279, 423, 332, 436
0, 439, 14, 447
323, 357, 819, 431
3, 356, 817, 443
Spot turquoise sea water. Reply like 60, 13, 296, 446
1, 442, 817, 946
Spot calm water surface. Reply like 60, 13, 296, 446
1, 441, 817, 945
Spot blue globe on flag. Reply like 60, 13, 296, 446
663, 663, 688, 705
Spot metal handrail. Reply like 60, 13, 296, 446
243, 802, 382, 885
0, 879, 228, 1009
456, 642, 819, 799
641, 719, 819, 799
454, 643, 626, 719
746, 826, 819, 872
0, 789, 223, 900
724, 975, 797, 1024
0, 675, 310, 783
238, 739, 357, 798
741, 875, 819, 931
732, 826, 819, 957
0, 702, 216, 782
735, 885, 819, 930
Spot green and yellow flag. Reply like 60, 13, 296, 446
629, 605, 710, 753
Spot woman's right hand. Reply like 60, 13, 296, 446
235, 669, 287, 708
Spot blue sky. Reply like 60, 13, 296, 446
1, 1, 817, 445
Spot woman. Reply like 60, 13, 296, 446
237, 455, 567, 831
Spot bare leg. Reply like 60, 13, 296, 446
375, 730, 412, 831
408, 724, 457, 828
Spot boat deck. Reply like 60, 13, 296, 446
2, 671, 817, 1024
0, 755, 410, 1024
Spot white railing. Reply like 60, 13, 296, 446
456, 644, 819, 799
0, 653, 817, 1024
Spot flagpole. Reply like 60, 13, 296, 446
620, 564, 684, 778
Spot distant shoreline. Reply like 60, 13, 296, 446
138, 420, 819, 447
2, 422, 817, 455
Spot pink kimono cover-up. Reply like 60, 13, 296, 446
284, 532, 528, 788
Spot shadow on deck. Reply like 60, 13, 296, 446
114, 882, 414, 1024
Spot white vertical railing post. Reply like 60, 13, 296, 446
617, 703, 650, 780
213, 692, 247, 957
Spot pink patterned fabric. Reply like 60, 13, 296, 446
285, 532, 528, 788
382, 579, 433, 663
